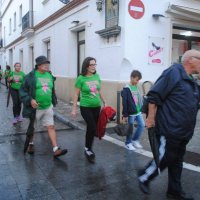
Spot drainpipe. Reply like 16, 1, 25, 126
29, 0, 33, 27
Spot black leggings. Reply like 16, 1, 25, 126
80, 106, 101, 151
10, 88, 22, 118
5, 78, 8, 89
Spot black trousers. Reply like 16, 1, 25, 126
5, 78, 8, 89
80, 106, 101, 151
10, 88, 22, 118
139, 135, 188, 194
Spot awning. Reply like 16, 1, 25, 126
166, 4, 200, 22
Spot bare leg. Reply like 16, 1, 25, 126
47, 125, 57, 147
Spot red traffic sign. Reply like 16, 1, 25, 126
128, 0, 145, 19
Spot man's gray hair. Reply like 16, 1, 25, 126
181, 49, 200, 63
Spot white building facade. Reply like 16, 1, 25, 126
0, 0, 200, 107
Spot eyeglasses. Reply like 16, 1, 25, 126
89, 64, 97, 67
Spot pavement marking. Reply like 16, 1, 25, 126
103, 135, 200, 173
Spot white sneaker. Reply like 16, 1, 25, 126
125, 143, 136, 151
132, 140, 143, 149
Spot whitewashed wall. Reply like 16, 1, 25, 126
0, 0, 200, 81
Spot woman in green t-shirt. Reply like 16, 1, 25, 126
9, 62, 25, 125
72, 57, 106, 163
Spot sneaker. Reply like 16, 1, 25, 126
16, 116, 23, 122
13, 118, 18, 125
125, 143, 136, 151
54, 147, 68, 158
27, 144, 34, 154
132, 140, 143, 149
85, 150, 95, 163
166, 191, 194, 200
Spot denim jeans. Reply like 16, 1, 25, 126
125, 113, 145, 144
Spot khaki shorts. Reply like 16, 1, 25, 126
35, 105, 54, 127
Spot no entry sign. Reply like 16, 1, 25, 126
128, 0, 145, 20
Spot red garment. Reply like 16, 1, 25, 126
97, 106, 116, 139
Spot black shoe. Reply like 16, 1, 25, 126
137, 169, 150, 194
54, 148, 68, 158
166, 191, 194, 200
85, 150, 95, 163
27, 144, 34, 154
138, 180, 150, 194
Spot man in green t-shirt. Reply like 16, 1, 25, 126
20, 56, 67, 158
9, 63, 25, 124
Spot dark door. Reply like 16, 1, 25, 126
77, 30, 85, 76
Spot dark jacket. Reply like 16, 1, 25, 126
121, 85, 138, 117
147, 63, 200, 141
19, 70, 57, 118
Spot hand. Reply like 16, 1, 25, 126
8, 77, 13, 82
145, 117, 155, 128
71, 109, 77, 119
123, 117, 128, 123
31, 99, 39, 109
103, 102, 107, 107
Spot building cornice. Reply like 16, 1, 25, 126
34, 0, 87, 31
4, 0, 87, 49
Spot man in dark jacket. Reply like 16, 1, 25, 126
20, 56, 67, 158
138, 50, 200, 200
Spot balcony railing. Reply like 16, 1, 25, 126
22, 11, 33, 31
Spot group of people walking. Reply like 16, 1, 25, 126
0, 49, 200, 200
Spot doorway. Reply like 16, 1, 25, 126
9, 49, 13, 67
77, 30, 85, 76
172, 26, 200, 63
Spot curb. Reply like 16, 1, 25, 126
54, 111, 85, 131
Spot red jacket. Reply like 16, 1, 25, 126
97, 106, 116, 139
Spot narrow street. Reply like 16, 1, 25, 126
0, 84, 200, 200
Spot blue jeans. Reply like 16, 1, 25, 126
125, 113, 145, 144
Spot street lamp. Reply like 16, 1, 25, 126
96, 0, 104, 12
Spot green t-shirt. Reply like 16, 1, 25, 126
0, 69, 2, 77
4, 69, 11, 78
35, 70, 53, 110
10, 71, 25, 90
75, 74, 101, 107
129, 84, 141, 114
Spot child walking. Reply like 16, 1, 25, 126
121, 70, 145, 151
